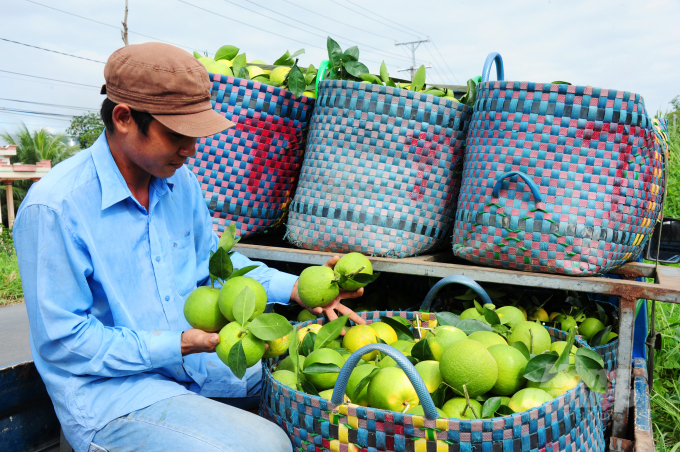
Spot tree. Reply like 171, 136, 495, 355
66, 112, 105, 149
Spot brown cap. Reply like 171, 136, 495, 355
102, 42, 234, 138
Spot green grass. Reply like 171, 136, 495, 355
0, 229, 23, 306
663, 119, 679, 219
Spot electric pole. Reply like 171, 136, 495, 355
121, 0, 129, 45
395, 37, 430, 80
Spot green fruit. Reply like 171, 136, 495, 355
297, 310, 318, 323
439, 339, 498, 398
206, 61, 234, 76
426, 326, 467, 361
368, 367, 419, 412
263, 333, 292, 359
345, 363, 378, 406
198, 56, 215, 67
560, 316, 577, 333
270, 66, 291, 84
391, 340, 415, 355
327, 338, 343, 349
272, 370, 297, 387
442, 397, 482, 419
508, 388, 553, 412
368, 322, 398, 344
414, 360, 442, 393
334, 252, 373, 291
302, 90, 316, 99
218, 276, 267, 322
298, 323, 322, 342
342, 325, 378, 361
246, 65, 264, 78
377, 355, 398, 369
276, 355, 305, 373
468, 331, 507, 348
487, 344, 528, 396
508, 321, 551, 354
298, 266, 340, 308
527, 369, 581, 397
550, 341, 577, 367
304, 348, 345, 390
183, 286, 227, 332
405, 405, 447, 417
215, 321, 265, 367
529, 308, 549, 322
318, 388, 348, 402
496, 306, 526, 328
579, 318, 605, 342
460, 307, 483, 320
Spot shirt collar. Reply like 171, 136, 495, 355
91, 132, 175, 211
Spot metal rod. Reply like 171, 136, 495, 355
612, 296, 637, 438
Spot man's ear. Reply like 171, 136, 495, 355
111, 104, 135, 135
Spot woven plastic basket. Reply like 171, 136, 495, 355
285, 79, 472, 258
452, 52, 665, 275
186, 73, 315, 238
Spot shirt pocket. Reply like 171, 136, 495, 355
168, 235, 197, 297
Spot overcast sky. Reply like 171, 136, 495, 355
1, 0, 679, 140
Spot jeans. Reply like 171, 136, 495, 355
89, 394, 291, 452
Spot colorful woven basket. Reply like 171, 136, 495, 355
452, 52, 665, 275
186, 73, 315, 238
260, 312, 605, 452
285, 79, 473, 258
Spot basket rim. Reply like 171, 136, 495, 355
207, 71, 316, 103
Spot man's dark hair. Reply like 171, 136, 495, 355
100, 98, 154, 136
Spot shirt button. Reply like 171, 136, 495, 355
165, 296, 170, 301
155, 256, 160, 262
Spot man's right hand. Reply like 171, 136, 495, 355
181, 329, 220, 356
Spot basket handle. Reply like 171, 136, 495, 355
492, 171, 544, 203
481, 52, 504, 82
420, 275, 492, 311
315, 59, 330, 97
331, 343, 439, 420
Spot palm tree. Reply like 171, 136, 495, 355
0, 123, 80, 227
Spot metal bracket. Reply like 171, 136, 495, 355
609, 437, 634, 452
611, 296, 636, 438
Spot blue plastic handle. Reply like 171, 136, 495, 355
331, 343, 439, 420
315, 59, 330, 97
492, 171, 544, 203
481, 52, 504, 82
420, 275, 492, 311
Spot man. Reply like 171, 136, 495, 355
13, 43, 364, 452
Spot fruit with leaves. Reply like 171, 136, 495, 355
263, 332, 292, 359
528, 307, 550, 322
216, 321, 265, 368
508, 388, 552, 412
345, 363, 379, 406
218, 277, 267, 322
391, 340, 415, 356
507, 321, 552, 354
460, 307, 483, 320
414, 360, 443, 393
527, 369, 581, 397
442, 397, 482, 419
439, 339, 498, 398
468, 331, 507, 348
297, 309, 317, 323
183, 286, 226, 332
276, 354, 305, 373
334, 252, 374, 291
368, 322, 398, 344
272, 370, 297, 387
426, 326, 467, 361
303, 348, 345, 390
579, 317, 605, 341
298, 323, 322, 342
487, 344, 528, 396
495, 306, 526, 328
297, 266, 340, 308
368, 367, 420, 412
342, 324, 379, 361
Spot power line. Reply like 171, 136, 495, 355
234, 0, 412, 64
0, 108, 75, 122
424, 46, 451, 85
0, 98, 97, 112
0, 70, 100, 88
345, 0, 419, 38
23, 0, 201, 54
431, 40, 460, 84
0, 38, 106, 64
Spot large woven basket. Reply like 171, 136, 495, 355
261, 312, 604, 452
452, 52, 665, 275
187, 73, 315, 238
285, 79, 472, 258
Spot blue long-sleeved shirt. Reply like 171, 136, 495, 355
13, 133, 298, 452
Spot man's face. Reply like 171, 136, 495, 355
127, 119, 197, 179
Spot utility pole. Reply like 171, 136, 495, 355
395, 37, 430, 80
121, 0, 129, 45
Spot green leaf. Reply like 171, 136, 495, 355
349, 272, 381, 285
290, 48, 305, 59
595, 303, 607, 324
591, 325, 613, 347
217, 223, 236, 252
227, 341, 247, 380
273, 50, 291, 66
233, 287, 256, 325
286, 63, 306, 98
492, 323, 509, 337
497, 405, 515, 415
379, 317, 415, 341
551, 81, 571, 85
431, 383, 451, 408
228, 265, 258, 281
305, 72, 317, 85
564, 295, 583, 308
238, 66, 250, 80
327, 37, 343, 69
459, 78, 477, 108
482, 397, 502, 418
209, 247, 233, 280
306, 63, 317, 76
456, 319, 494, 335
344, 61, 369, 78
375, 336, 386, 344
215, 44, 239, 61
411, 65, 426, 92
405, 355, 418, 366
303, 362, 342, 375
252, 75, 270, 83
358, 74, 384, 85
483, 308, 501, 325
298, 379, 319, 396
434, 312, 461, 327
343, 46, 359, 62
511, 342, 531, 361
193, 51, 202, 59
455, 289, 477, 301
231, 54, 247, 78
574, 355, 608, 393
575, 348, 605, 367
287, 329, 300, 381
552, 327, 576, 374
379, 61, 390, 84
247, 313, 293, 341
314, 315, 349, 350
474, 300, 484, 315
411, 338, 435, 361
385, 78, 396, 87
351, 367, 380, 402
300, 331, 316, 356
524, 352, 559, 382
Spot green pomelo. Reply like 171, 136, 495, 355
414, 360, 443, 393
377, 355, 398, 369
318, 388, 348, 401
183, 286, 227, 332
508, 388, 553, 412
368, 367, 420, 412
368, 322, 398, 344
487, 344, 528, 396
391, 340, 415, 355
334, 252, 373, 291
206, 61, 234, 76
426, 326, 467, 361
496, 306, 526, 328
218, 276, 267, 322
550, 341, 577, 367
272, 370, 297, 387
507, 322, 551, 354
304, 348, 345, 390
579, 318, 605, 341
439, 339, 498, 398
297, 309, 317, 322
198, 56, 214, 67
468, 331, 507, 348
345, 363, 378, 406
342, 325, 378, 361
298, 266, 340, 308
215, 321, 265, 367
263, 333, 292, 359
276, 355, 305, 373
270, 66, 291, 84
442, 397, 482, 419
527, 369, 581, 397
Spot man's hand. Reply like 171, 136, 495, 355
181, 328, 220, 356
291, 256, 366, 326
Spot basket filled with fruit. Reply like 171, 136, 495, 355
188, 45, 318, 239
260, 275, 607, 451
285, 37, 475, 258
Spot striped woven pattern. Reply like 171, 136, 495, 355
261, 313, 605, 452
285, 80, 472, 258
453, 82, 665, 275
186, 73, 315, 238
